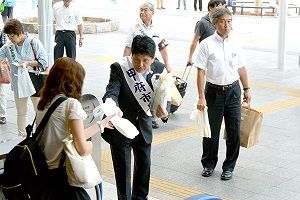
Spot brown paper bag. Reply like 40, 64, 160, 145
239, 105, 263, 148
170, 84, 183, 106
224, 104, 263, 148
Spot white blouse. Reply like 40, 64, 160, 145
37, 95, 87, 169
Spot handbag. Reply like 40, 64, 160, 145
239, 103, 263, 148
62, 98, 102, 189
0, 59, 11, 84
0, 2, 4, 13
28, 70, 47, 97
29, 38, 48, 97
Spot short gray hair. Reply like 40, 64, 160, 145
211, 7, 232, 25
145, 2, 155, 11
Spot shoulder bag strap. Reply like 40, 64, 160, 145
32, 96, 68, 140
30, 38, 37, 61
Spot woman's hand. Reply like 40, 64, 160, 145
101, 113, 116, 130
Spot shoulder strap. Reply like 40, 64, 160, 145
32, 96, 68, 140
30, 38, 37, 61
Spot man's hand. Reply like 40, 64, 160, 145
79, 38, 83, 47
197, 97, 207, 111
156, 105, 168, 118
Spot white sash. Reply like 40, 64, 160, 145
119, 56, 153, 116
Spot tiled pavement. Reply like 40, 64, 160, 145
1, 0, 300, 199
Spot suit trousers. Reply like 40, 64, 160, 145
194, 0, 202, 11
110, 132, 151, 200
201, 81, 241, 172
54, 31, 76, 61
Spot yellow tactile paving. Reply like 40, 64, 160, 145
150, 177, 230, 200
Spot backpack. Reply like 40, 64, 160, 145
1, 97, 67, 200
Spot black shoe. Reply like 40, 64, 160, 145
194, 9, 197, 11
161, 7, 166, 9
176, 7, 180, 9
152, 121, 159, 129
201, 167, 214, 177
220, 171, 232, 180
0, 117, 6, 124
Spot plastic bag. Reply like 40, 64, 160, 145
16, 64, 36, 98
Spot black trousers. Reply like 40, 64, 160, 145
201, 81, 241, 172
110, 132, 151, 200
54, 30, 76, 61
194, 0, 202, 11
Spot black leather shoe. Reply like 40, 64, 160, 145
201, 167, 214, 177
152, 121, 159, 129
220, 171, 232, 180
0, 117, 6, 124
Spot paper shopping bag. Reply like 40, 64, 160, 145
170, 83, 183, 106
223, 104, 263, 148
240, 105, 263, 148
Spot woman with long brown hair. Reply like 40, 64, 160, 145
35, 57, 114, 199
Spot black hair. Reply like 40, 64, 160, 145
208, 0, 222, 11
131, 35, 156, 58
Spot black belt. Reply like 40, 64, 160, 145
56, 30, 75, 33
207, 80, 238, 91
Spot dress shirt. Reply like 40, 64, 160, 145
53, 1, 83, 31
125, 20, 166, 61
194, 32, 246, 85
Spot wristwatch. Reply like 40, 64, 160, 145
97, 121, 104, 133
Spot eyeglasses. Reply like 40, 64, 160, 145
7, 34, 15, 39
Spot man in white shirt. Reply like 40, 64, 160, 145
53, 0, 83, 61
194, 7, 251, 181
123, 2, 172, 129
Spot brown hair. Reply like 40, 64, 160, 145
38, 57, 85, 110
3, 18, 24, 36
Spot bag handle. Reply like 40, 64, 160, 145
182, 64, 192, 81
32, 96, 68, 140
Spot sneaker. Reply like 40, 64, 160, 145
0, 117, 6, 124
152, 121, 159, 129
161, 7, 166, 9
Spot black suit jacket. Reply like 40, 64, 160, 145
102, 59, 164, 146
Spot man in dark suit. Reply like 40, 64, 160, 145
102, 35, 168, 200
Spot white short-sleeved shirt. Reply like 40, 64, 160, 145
125, 20, 165, 60
53, 1, 83, 31
194, 32, 247, 85
37, 96, 87, 169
